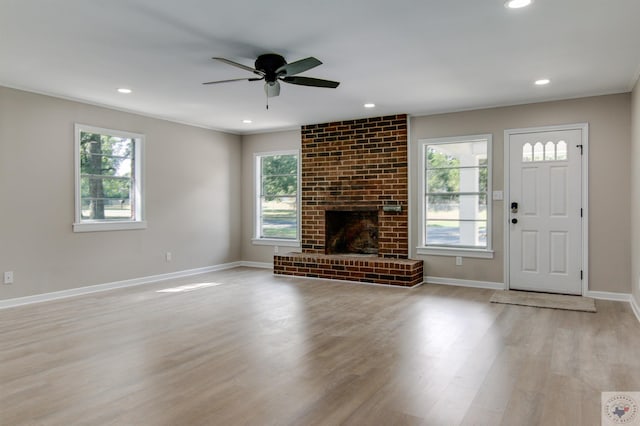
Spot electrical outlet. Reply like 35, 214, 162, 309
274, 246, 279, 254
4, 271, 14, 284
455, 256, 462, 266
165, 252, 172, 262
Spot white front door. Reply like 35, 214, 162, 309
508, 128, 583, 295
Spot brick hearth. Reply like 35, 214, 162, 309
274, 253, 423, 287
273, 114, 424, 287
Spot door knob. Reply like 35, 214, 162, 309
511, 218, 518, 224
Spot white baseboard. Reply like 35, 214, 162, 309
426, 276, 505, 290
239, 261, 272, 269
630, 295, 640, 323
0, 262, 243, 310
584, 290, 632, 302
585, 291, 640, 325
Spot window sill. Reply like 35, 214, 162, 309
73, 220, 147, 233
252, 238, 300, 247
416, 246, 494, 259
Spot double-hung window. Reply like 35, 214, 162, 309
254, 151, 299, 245
74, 124, 145, 232
417, 134, 493, 258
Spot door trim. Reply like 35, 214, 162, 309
503, 123, 589, 295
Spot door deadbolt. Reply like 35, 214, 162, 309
511, 202, 518, 213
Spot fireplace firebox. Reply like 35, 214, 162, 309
325, 209, 378, 255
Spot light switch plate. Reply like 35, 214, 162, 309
492, 190, 503, 200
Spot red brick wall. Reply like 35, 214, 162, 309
301, 114, 408, 258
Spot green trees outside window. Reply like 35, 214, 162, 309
75, 124, 143, 229
258, 153, 298, 240
424, 138, 490, 248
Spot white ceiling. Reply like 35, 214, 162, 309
1, 0, 639, 134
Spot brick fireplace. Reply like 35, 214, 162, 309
273, 114, 423, 287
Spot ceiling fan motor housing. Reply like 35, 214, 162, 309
255, 53, 287, 82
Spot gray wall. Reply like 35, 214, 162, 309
0, 86, 242, 300
632, 77, 640, 306
410, 94, 631, 293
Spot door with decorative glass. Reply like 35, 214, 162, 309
508, 128, 584, 295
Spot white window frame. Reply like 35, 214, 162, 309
73, 124, 146, 232
417, 134, 494, 258
252, 150, 301, 247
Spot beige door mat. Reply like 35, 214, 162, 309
490, 290, 596, 312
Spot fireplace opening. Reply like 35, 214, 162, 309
325, 209, 378, 255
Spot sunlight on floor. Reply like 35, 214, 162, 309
156, 282, 222, 293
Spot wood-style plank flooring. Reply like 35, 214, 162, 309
1, 267, 639, 425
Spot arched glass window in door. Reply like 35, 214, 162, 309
545, 141, 555, 160
533, 142, 544, 161
556, 140, 567, 160
522, 143, 533, 162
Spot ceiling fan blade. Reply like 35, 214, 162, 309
276, 57, 322, 76
202, 77, 263, 85
282, 76, 340, 88
264, 81, 280, 97
212, 57, 263, 75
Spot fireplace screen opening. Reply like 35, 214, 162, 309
325, 210, 378, 255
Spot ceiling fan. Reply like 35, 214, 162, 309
203, 53, 340, 101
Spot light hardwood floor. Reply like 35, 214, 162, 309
1, 267, 639, 425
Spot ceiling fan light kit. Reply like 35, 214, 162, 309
203, 53, 340, 108
265, 81, 280, 97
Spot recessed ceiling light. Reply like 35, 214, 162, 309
364, 103, 376, 108
535, 78, 550, 86
242, 119, 253, 124
505, 0, 533, 8
117, 88, 132, 94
